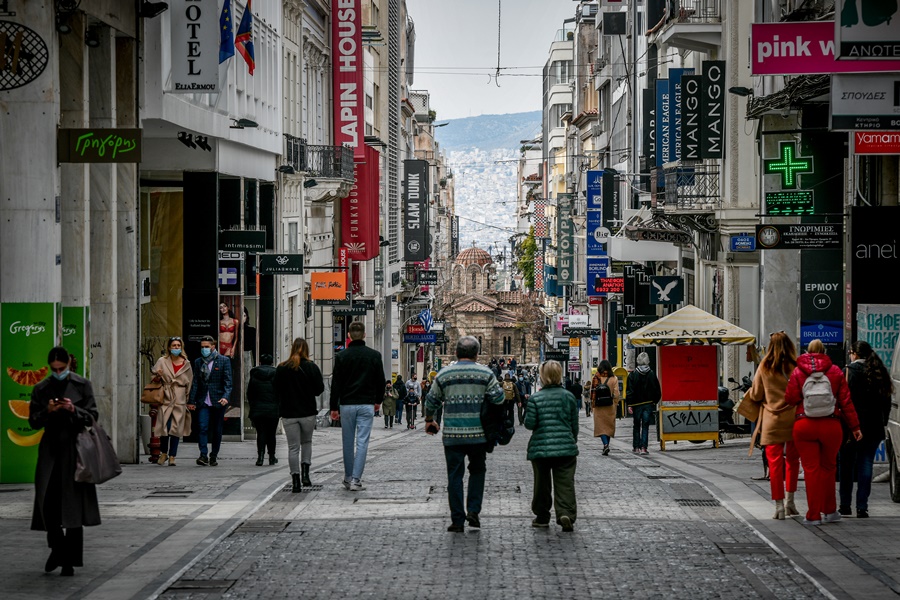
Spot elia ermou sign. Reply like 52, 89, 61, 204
170, 0, 219, 93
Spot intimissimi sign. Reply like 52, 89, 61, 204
332, 0, 364, 161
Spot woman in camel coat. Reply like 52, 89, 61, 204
738, 331, 799, 519
591, 360, 620, 456
152, 337, 194, 466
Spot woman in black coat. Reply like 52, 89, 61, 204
29, 347, 101, 576
247, 353, 279, 466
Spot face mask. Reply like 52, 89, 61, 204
170, 349, 182, 356
52, 369, 69, 381
200, 348, 212, 358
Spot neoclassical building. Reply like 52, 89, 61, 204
438, 246, 541, 365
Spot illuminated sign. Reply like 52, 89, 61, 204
764, 141, 813, 189
765, 191, 814, 216
594, 277, 625, 294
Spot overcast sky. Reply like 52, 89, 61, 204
405, 0, 578, 119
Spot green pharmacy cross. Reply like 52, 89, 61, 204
765, 141, 813, 189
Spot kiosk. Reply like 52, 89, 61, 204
627, 305, 756, 450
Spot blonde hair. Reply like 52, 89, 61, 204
539, 360, 563, 386
807, 339, 825, 354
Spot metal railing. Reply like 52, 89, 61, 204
655, 162, 721, 211
284, 135, 355, 180
667, 0, 721, 24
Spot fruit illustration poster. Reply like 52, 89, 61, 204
1, 303, 57, 483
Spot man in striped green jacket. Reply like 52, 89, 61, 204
425, 336, 505, 532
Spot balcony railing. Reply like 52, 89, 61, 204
666, 0, 721, 24
285, 135, 355, 180
655, 162, 721, 211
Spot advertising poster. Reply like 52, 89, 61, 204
61, 306, 89, 377
857, 304, 900, 369
311, 272, 348, 300
1, 302, 58, 483
658, 345, 718, 403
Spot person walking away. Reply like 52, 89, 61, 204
405, 374, 421, 424
424, 336, 505, 532
247, 354, 279, 467
187, 336, 232, 466
394, 374, 407, 425
502, 372, 521, 422
330, 322, 385, 491
591, 360, 620, 456
274, 338, 324, 492
840, 340, 893, 518
785, 339, 862, 525
515, 374, 529, 426
383, 381, 398, 428
29, 347, 102, 576
738, 332, 800, 519
626, 352, 662, 455
525, 360, 579, 532
405, 388, 420, 429
582, 380, 592, 417
152, 337, 194, 466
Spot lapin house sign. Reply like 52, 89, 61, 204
332, 0, 364, 162
170, 0, 219, 93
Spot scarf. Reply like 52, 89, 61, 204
200, 350, 217, 383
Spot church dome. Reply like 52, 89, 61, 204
456, 246, 493, 267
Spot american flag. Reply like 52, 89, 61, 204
534, 198, 547, 238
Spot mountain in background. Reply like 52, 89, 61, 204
434, 111, 541, 256
436, 110, 542, 151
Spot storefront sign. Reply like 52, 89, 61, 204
755, 223, 843, 250
594, 277, 624, 294
170, 0, 219, 92
311, 272, 347, 300
57, 128, 141, 163
832, 74, 900, 130
332, 0, 364, 160
642, 89, 657, 171
835, 0, 900, 59
219, 230, 266, 252
543, 264, 558, 297
342, 144, 381, 260
61, 306, 89, 378
730, 235, 757, 252
586, 170, 603, 210
258, 253, 304, 275
624, 226, 692, 245
403, 159, 429, 262
0, 20, 49, 92
649, 276, 684, 305
751, 21, 900, 75
0, 302, 57, 483
857, 304, 900, 368
403, 333, 436, 344
586, 257, 610, 297
418, 270, 438, 285
316, 297, 351, 306
406, 324, 426, 334
764, 141, 814, 188
854, 131, 900, 154
451, 216, 460, 258
624, 263, 654, 317
562, 327, 603, 337
681, 74, 702, 161
544, 350, 568, 362
700, 61, 725, 159
765, 191, 814, 215
618, 314, 657, 334
586, 210, 607, 256
851, 206, 900, 310
659, 345, 718, 403
656, 79, 670, 166
602, 171, 619, 230
333, 306, 366, 316
557, 196, 574, 285
670, 68, 694, 161
568, 361, 582, 372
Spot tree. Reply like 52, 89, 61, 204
517, 226, 537, 290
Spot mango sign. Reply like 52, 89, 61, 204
311, 272, 347, 300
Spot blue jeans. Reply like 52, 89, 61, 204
839, 438, 880, 511
197, 404, 225, 458
340, 404, 375, 483
632, 404, 654, 449
444, 444, 487, 526
396, 398, 404, 423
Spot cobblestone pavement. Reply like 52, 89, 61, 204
5, 413, 900, 599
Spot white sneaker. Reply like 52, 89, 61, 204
802, 518, 822, 526
349, 481, 366, 492
342, 479, 351, 490
822, 511, 842, 524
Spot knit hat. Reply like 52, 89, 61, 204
637, 352, 650, 366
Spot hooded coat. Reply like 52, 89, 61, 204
784, 353, 860, 432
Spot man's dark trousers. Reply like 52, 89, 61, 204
531, 456, 577, 525
197, 404, 226, 458
444, 444, 487, 526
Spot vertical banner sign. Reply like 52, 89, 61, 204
451, 215, 460, 258
342, 144, 380, 260
602, 171, 618, 230
403, 159, 429, 262
800, 269, 844, 345
62, 306, 89, 377
681, 75, 702, 161
586, 170, 603, 210
170, 0, 219, 92
586, 210, 606, 256
701, 61, 725, 159
534, 198, 548, 238
557, 196, 574, 285
332, 0, 364, 162
655, 79, 671, 167
669, 68, 694, 161
544, 264, 558, 297
1, 303, 57, 483
534, 239, 545, 291
587, 257, 611, 298
642, 89, 657, 178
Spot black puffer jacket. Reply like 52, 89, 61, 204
274, 360, 325, 418
846, 360, 891, 442
247, 365, 279, 421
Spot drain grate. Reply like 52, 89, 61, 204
646, 475, 684, 479
675, 498, 721, 507
233, 521, 291, 534
313, 469, 339, 474
167, 579, 235, 592
280, 484, 324, 492
353, 497, 427, 504
716, 542, 773, 555
429, 485, 520, 494
146, 489, 193, 499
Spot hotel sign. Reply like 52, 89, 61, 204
170, 0, 219, 93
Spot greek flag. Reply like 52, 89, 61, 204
419, 309, 433, 333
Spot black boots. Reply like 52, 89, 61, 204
291, 473, 301, 493
301, 463, 312, 487
269, 454, 278, 465
256, 452, 264, 466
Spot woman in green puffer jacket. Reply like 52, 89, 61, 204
524, 359, 580, 532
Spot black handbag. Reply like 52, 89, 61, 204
481, 396, 515, 452
75, 417, 122, 484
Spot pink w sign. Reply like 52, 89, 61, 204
751, 22, 900, 75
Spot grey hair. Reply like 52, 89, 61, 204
637, 352, 650, 366
456, 336, 480, 360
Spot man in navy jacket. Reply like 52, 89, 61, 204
188, 335, 233, 466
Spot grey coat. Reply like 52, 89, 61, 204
29, 373, 102, 531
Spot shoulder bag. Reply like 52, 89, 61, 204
75, 417, 122, 484
140, 375, 164, 405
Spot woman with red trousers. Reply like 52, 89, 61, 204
785, 339, 862, 525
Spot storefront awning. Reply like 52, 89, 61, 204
627, 304, 756, 346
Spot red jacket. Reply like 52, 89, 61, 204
784, 353, 860, 432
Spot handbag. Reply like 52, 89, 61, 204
140, 376, 164, 405
75, 417, 122, 484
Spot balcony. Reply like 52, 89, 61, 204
284, 135, 355, 202
653, 162, 721, 212
649, 0, 721, 53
